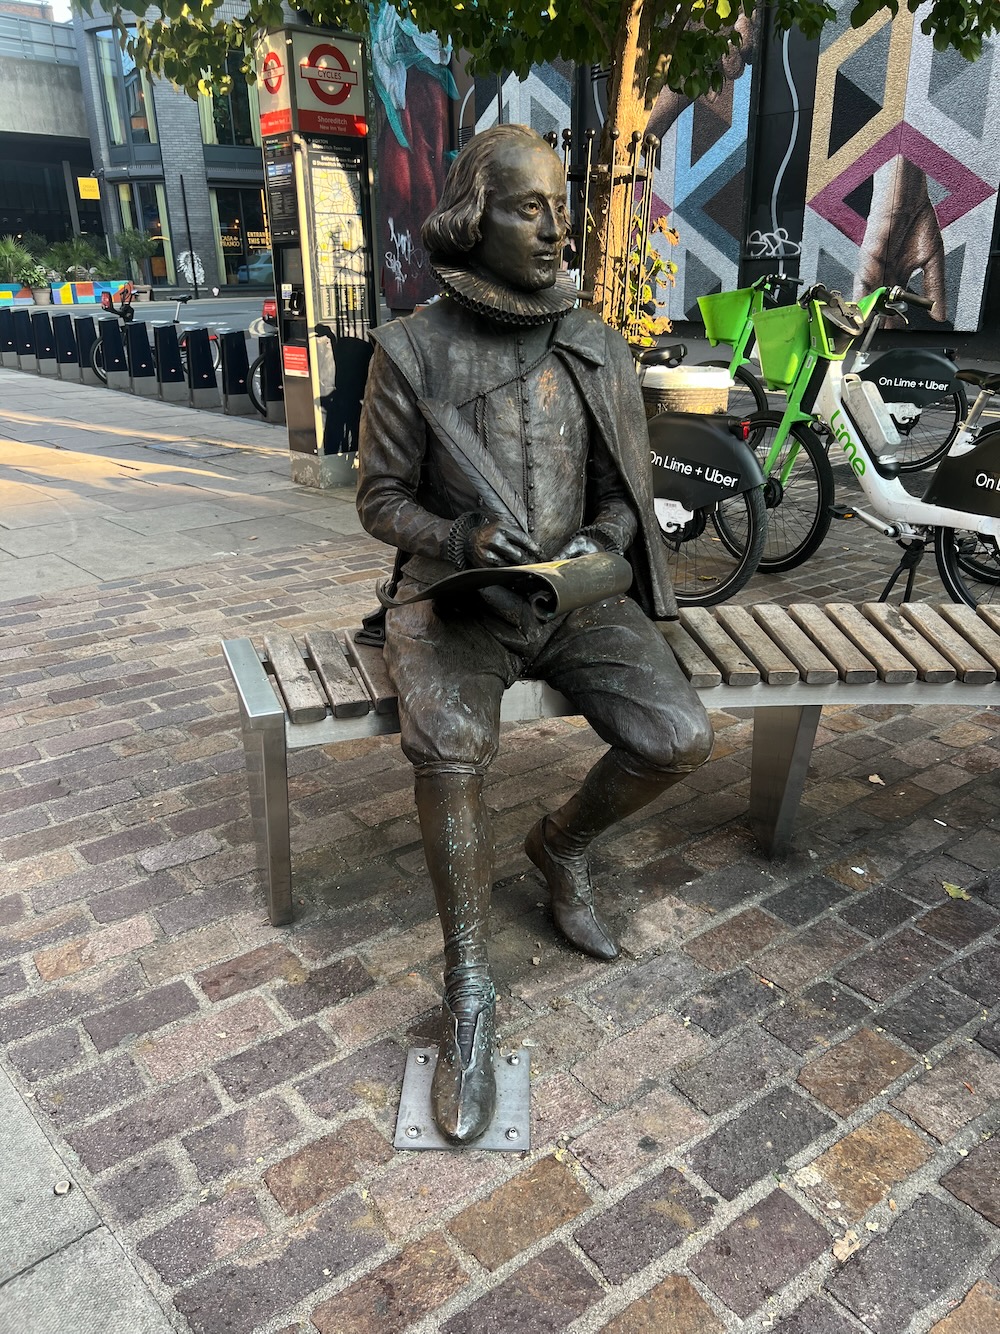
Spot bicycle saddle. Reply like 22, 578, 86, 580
957, 368, 1000, 391
177, 294, 193, 305
632, 341, 688, 367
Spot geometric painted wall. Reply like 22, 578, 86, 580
801, 3, 1000, 330
650, 26, 757, 322
647, 52, 755, 320
384, 13, 999, 332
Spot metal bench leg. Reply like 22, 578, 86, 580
222, 638, 293, 926
748, 705, 822, 858
243, 711, 293, 926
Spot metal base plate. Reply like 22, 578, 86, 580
393, 1046, 531, 1152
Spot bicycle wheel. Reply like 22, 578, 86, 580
934, 527, 1000, 606
247, 354, 266, 416
658, 487, 767, 606
702, 359, 768, 421
90, 339, 107, 384
747, 411, 835, 573
209, 336, 222, 372
891, 384, 966, 473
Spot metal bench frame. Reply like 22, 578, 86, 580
222, 602, 1000, 926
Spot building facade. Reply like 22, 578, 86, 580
0, 6, 102, 244
73, 7, 269, 290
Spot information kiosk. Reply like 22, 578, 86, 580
255, 27, 379, 487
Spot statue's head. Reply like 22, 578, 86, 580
422, 124, 570, 293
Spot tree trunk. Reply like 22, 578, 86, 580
582, 0, 692, 334
582, 0, 649, 332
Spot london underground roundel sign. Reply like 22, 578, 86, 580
262, 50, 284, 94
298, 43, 358, 107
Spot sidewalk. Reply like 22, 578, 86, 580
1, 366, 999, 1333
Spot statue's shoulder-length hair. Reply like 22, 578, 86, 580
422, 124, 550, 263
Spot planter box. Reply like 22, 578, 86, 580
0, 285, 34, 306
50, 280, 132, 306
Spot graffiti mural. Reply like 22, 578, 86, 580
369, 2, 459, 311
646, 14, 760, 320
801, 4, 1000, 330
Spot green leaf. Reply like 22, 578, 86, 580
942, 882, 971, 900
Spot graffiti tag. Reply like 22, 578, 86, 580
747, 228, 801, 259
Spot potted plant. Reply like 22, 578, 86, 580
0, 235, 32, 291
45, 236, 105, 283
115, 228, 159, 287
17, 260, 52, 304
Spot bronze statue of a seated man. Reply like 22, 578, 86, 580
357, 124, 713, 1144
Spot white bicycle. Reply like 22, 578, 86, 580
748, 283, 1000, 605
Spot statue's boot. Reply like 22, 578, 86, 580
415, 767, 497, 1145
525, 748, 686, 960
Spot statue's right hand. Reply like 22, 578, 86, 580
466, 521, 543, 568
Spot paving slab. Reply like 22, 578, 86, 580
0, 1063, 97, 1282
0, 1227, 176, 1334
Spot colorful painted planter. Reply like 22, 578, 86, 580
50, 280, 132, 305
0, 285, 34, 305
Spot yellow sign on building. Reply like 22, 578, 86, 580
78, 177, 101, 200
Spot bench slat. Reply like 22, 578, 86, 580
938, 603, 1000, 674
263, 633, 328, 724
304, 631, 371, 719
899, 604, 995, 684
976, 605, 1000, 640
679, 608, 759, 686
787, 605, 877, 683
750, 605, 838, 685
862, 603, 955, 683
715, 606, 799, 685
346, 637, 399, 715
824, 604, 916, 683
660, 622, 722, 689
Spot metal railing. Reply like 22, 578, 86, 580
0, 14, 77, 65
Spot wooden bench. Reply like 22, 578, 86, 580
222, 601, 1000, 926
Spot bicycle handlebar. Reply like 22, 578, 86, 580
753, 272, 804, 291
890, 286, 934, 310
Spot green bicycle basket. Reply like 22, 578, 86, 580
751, 304, 810, 391
698, 288, 754, 346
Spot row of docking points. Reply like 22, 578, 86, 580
0, 306, 285, 423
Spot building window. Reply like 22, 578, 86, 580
211, 186, 271, 285
199, 53, 260, 147
94, 28, 158, 151
95, 30, 125, 147
121, 44, 157, 145
116, 181, 174, 285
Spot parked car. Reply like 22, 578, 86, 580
237, 251, 273, 284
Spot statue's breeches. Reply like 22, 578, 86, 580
384, 588, 713, 774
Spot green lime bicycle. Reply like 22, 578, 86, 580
699, 277, 966, 476
696, 272, 803, 421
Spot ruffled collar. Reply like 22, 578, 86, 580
430, 260, 579, 326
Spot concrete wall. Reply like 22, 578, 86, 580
0, 54, 86, 137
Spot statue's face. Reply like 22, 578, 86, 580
471, 140, 570, 292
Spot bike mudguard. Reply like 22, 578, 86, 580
857, 348, 958, 406
648, 412, 765, 510
922, 428, 1000, 519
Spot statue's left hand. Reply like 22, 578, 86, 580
553, 532, 605, 561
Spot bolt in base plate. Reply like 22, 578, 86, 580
393, 1046, 531, 1152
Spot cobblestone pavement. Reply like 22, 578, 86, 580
1, 370, 999, 1333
